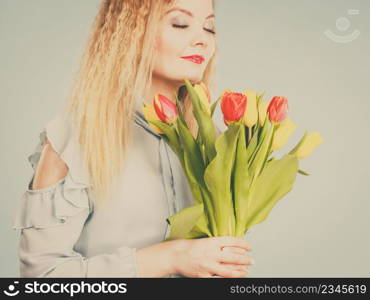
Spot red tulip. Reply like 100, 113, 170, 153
221, 91, 247, 126
153, 94, 178, 123
267, 96, 288, 123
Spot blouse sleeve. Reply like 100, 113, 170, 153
12, 112, 139, 278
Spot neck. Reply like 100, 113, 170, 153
145, 75, 182, 104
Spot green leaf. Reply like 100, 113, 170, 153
177, 118, 205, 188
195, 133, 207, 165
184, 213, 212, 238
247, 112, 269, 164
267, 157, 275, 163
151, 118, 206, 206
173, 92, 183, 119
148, 120, 183, 162
243, 154, 299, 232
289, 131, 308, 156
203, 123, 241, 236
211, 96, 221, 117
164, 203, 204, 240
184, 79, 217, 162
183, 152, 204, 205
298, 169, 310, 176
233, 124, 252, 237
246, 126, 259, 161
248, 121, 276, 181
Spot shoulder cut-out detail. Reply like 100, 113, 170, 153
31, 139, 68, 191
28, 111, 90, 186
12, 111, 94, 230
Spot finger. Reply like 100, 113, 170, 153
220, 261, 250, 273
199, 273, 214, 278
217, 252, 253, 265
210, 274, 222, 278
222, 246, 248, 256
217, 236, 252, 251
210, 261, 251, 278
215, 270, 250, 278
214, 265, 249, 278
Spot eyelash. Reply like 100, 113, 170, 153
172, 24, 216, 35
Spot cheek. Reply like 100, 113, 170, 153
207, 39, 217, 57
156, 29, 187, 58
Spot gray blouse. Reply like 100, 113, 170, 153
12, 97, 195, 278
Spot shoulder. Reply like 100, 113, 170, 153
44, 111, 74, 155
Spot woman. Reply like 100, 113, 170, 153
12, 0, 254, 278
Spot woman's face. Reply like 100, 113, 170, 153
153, 0, 216, 85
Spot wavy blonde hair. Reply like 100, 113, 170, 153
67, 0, 218, 204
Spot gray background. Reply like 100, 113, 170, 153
1, 0, 369, 277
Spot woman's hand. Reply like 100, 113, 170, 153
172, 236, 254, 278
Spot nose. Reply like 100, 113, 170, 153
191, 26, 209, 49
194, 40, 206, 47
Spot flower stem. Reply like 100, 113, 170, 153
200, 188, 218, 236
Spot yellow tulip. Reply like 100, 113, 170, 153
194, 82, 211, 114
271, 119, 297, 151
142, 103, 164, 134
291, 131, 324, 159
243, 90, 258, 128
258, 101, 270, 126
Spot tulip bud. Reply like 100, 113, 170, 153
194, 82, 211, 114
142, 103, 164, 134
243, 90, 258, 128
258, 101, 270, 126
153, 94, 178, 124
220, 91, 247, 126
290, 131, 324, 159
267, 96, 288, 124
271, 119, 297, 151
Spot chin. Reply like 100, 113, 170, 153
182, 73, 204, 84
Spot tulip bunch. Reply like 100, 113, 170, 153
142, 79, 323, 239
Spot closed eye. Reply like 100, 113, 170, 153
172, 24, 188, 29
172, 24, 216, 35
205, 28, 216, 34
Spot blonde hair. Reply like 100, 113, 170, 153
67, 0, 218, 204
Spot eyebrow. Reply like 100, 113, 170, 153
165, 7, 215, 19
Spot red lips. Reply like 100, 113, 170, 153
181, 55, 205, 64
